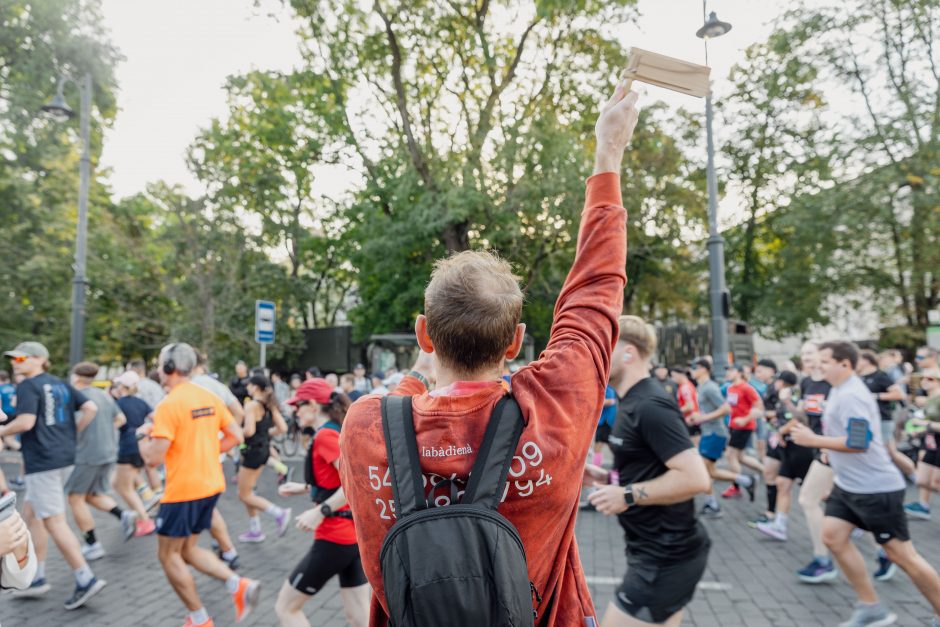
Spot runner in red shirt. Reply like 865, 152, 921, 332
672, 366, 701, 446
721, 365, 764, 500
339, 81, 639, 626
274, 379, 368, 627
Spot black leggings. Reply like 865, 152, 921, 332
288, 540, 367, 596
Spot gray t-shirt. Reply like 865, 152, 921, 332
75, 387, 119, 465
136, 377, 165, 410
697, 379, 728, 437
823, 375, 905, 494
192, 374, 238, 407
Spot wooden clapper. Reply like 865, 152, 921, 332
621, 47, 711, 97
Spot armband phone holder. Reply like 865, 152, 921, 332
846, 417, 872, 450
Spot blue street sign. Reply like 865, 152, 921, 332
255, 300, 275, 344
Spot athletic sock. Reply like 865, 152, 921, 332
735, 474, 753, 487
74, 565, 94, 587
264, 504, 283, 519
249, 516, 261, 533
706, 494, 718, 509
225, 575, 240, 593
775, 512, 789, 530
592, 452, 603, 466
109, 506, 123, 520
920, 501, 931, 510
189, 608, 210, 625
270, 459, 288, 475
84, 530, 97, 545
36, 561, 45, 580
222, 549, 238, 561
766, 485, 777, 513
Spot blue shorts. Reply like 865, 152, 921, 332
155, 493, 220, 537
699, 434, 728, 462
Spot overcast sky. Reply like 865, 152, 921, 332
98, 1, 793, 208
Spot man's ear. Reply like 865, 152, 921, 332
504, 323, 527, 361
415, 315, 435, 354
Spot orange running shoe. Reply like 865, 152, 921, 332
182, 617, 213, 627
232, 577, 261, 623
135, 518, 156, 537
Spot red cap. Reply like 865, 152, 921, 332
287, 378, 333, 405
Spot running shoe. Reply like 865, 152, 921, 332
232, 577, 260, 623
135, 518, 156, 537
10, 577, 50, 598
64, 577, 106, 610
8, 477, 25, 491
121, 510, 138, 541
216, 548, 239, 571
797, 558, 839, 583
746, 514, 772, 528
82, 541, 106, 561
756, 521, 788, 541
277, 466, 295, 486
874, 554, 896, 582
182, 617, 214, 627
237, 529, 266, 543
741, 476, 757, 502
144, 491, 163, 512
699, 503, 723, 519
721, 484, 741, 499
904, 502, 931, 520
837, 602, 896, 627
275, 508, 292, 537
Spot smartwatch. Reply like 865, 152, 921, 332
320, 503, 333, 517
623, 485, 637, 507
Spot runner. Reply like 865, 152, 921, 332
274, 379, 369, 627
1, 342, 107, 609
593, 381, 618, 467
790, 341, 940, 627
753, 359, 778, 517
112, 371, 157, 536
653, 364, 677, 398
339, 81, 639, 626
66, 362, 138, 559
688, 358, 736, 519
127, 359, 165, 410
672, 366, 700, 446
589, 316, 711, 627
236, 375, 291, 543
229, 361, 250, 405
137, 342, 259, 626
720, 365, 762, 500
905, 367, 940, 520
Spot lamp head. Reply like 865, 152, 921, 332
696, 11, 732, 40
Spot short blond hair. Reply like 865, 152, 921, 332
425, 251, 523, 373
618, 315, 657, 359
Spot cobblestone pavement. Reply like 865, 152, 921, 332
2, 454, 938, 626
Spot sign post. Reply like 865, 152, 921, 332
255, 300, 276, 369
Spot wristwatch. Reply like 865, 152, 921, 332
623, 485, 637, 507
319, 503, 333, 517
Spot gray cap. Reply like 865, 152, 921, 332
4, 341, 49, 359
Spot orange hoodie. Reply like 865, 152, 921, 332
339, 172, 626, 626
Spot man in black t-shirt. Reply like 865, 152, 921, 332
588, 316, 710, 626
0, 342, 107, 609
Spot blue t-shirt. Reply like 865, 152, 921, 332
116, 395, 152, 457
599, 385, 618, 428
748, 377, 768, 396
0, 383, 15, 416
15, 373, 86, 474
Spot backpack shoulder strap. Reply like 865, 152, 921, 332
381, 395, 426, 518
462, 395, 525, 510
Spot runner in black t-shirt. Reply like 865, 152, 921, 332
588, 316, 710, 626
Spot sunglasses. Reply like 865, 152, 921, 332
916, 355, 927, 361
294, 400, 310, 408
9, 356, 29, 363
925, 377, 938, 383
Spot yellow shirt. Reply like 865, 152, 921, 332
152, 381, 233, 503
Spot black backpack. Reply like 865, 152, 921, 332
379, 395, 539, 627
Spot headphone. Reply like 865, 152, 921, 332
163, 343, 178, 375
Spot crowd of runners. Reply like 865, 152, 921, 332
0, 81, 939, 627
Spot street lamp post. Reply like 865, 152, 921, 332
696, 7, 732, 376
42, 73, 93, 366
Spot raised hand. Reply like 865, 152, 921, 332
594, 80, 640, 174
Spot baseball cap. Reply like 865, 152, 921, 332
287, 378, 333, 405
922, 368, 940, 380
383, 372, 405, 387
72, 361, 99, 378
691, 358, 712, 371
777, 371, 798, 386
355, 363, 365, 370
757, 358, 778, 372
4, 341, 49, 360
114, 371, 141, 388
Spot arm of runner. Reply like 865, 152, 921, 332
0, 414, 36, 437
692, 402, 731, 424
789, 422, 865, 453
877, 384, 905, 402
219, 419, 244, 453
589, 448, 710, 514
242, 401, 260, 438
269, 406, 287, 436
75, 399, 98, 432
137, 424, 171, 466
114, 412, 126, 429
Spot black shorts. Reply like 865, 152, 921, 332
778, 443, 815, 481
156, 493, 219, 537
825, 485, 908, 544
240, 445, 270, 470
288, 540, 367, 595
922, 448, 940, 468
595, 423, 612, 444
117, 453, 145, 468
687, 423, 701, 437
728, 429, 752, 450
616, 544, 710, 624
766, 442, 782, 461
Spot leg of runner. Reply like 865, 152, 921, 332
702, 457, 738, 516
762, 456, 780, 520
236, 465, 291, 542
44, 512, 106, 609
882, 539, 940, 617
905, 460, 937, 520
67, 493, 106, 559
210, 508, 239, 570
822, 517, 881, 604
600, 604, 684, 627
339, 583, 370, 627
13, 501, 51, 597
113, 463, 154, 533
797, 460, 837, 583
275, 584, 314, 627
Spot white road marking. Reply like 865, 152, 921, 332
585, 576, 730, 592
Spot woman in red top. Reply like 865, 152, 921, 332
275, 379, 369, 627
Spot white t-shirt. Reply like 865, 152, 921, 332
192, 374, 238, 407
823, 374, 905, 494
